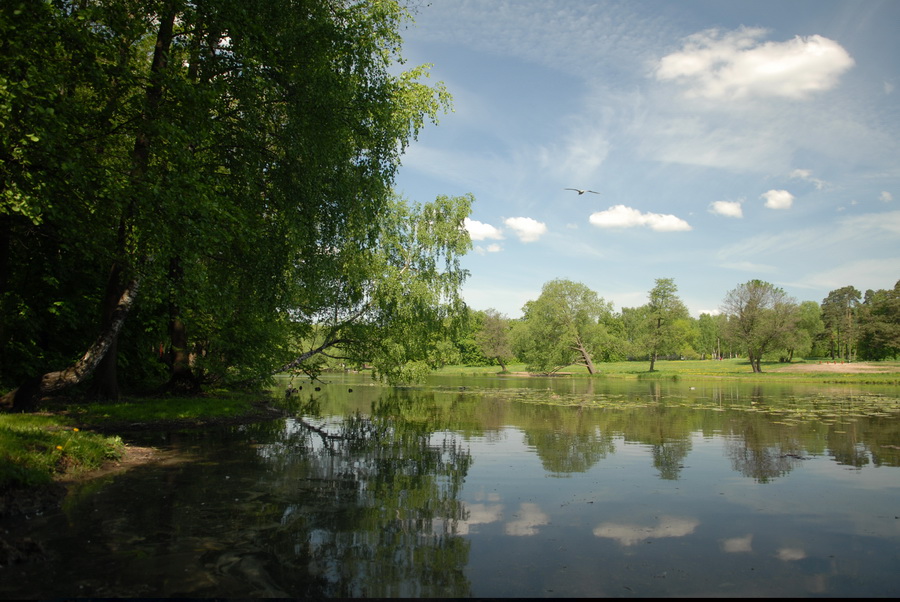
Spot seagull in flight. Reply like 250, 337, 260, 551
564, 188, 601, 195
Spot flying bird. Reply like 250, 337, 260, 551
564, 188, 601, 195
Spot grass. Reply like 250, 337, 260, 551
433, 358, 900, 384
0, 390, 265, 490
0, 413, 124, 488
65, 390, 260, 426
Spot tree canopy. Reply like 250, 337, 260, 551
512, 279, 614, 374
721, 280, 799, 372
1, 0, 456, 408
636, 278, 689, 371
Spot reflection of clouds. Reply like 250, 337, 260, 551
593, 515, 699, 546
457, 503, 503, 535
458, 501, 550, 536
722, 534, 753, 553
777, 547, 806, 561
505, 503, 549, 536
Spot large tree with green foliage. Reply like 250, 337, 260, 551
821, 286, 861, 361
475, 308, 515, 372
721, 280, 798, 373
1, 0, 452, 409
512, 279, 614, 374
638, 278, 690, 371
857, 280, 900, 360
782, 300, 824, 361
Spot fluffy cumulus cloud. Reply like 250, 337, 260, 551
710, 200, 743, 218
589, 205, 692, 231
504, 216, 547, 242
762, 189, 795, 210
655, 27, 854, 100
464, 217, 504, 241
880, 191, 894, 203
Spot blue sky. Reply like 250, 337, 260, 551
392, 0, 900, 318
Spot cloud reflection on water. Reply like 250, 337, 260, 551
722, 534, 754, 553
457, 501, 549, 536
593, 515, 699, 546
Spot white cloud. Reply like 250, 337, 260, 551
880, 191, 894, 203
473, 243, 503, 255
762, 189, 795, 210
594, 516, 699, 546
655, 27, 854, 100
722, 534, 754, 553
504, 503, 549, 536
504, 216, 547, 242
465, 217, 504, 241
710, 200, 743, 218
790, 168, 827, 190
456, 502, 503, 535
589, 205, 692, 231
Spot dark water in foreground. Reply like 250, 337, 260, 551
2, 374, 900, 598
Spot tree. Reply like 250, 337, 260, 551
721, 280, 799, 373
274, 193, 472, 385
475, 309, 515, 372
513, 279, 614, 374
640, 278, 689, 371
782, 300, 824, 361
1, 0, 452, 409
858, 280, 900, 360
821, 286, 862, 361
696, 313, 721, 359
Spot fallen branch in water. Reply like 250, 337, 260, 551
296, 418, 345, 442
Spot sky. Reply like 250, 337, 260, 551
391, 0, 900, 318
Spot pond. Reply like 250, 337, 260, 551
2, 373, 900, 597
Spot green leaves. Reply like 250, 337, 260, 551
513, 279, 614, 374
1, 0, 456, 393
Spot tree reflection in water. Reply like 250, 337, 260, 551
258, 392, 473, 598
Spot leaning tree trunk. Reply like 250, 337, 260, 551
92, 5, 178, 397
573, 339, 597, 375
1, 276, 140, 412
90, 260, 128, 400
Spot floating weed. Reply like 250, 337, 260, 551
453, 384, 900, 428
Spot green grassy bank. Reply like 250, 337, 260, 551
0, 392, 265, 491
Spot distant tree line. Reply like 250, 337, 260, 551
459, 278, 900, 374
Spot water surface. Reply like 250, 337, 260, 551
2, 374, 899, 597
